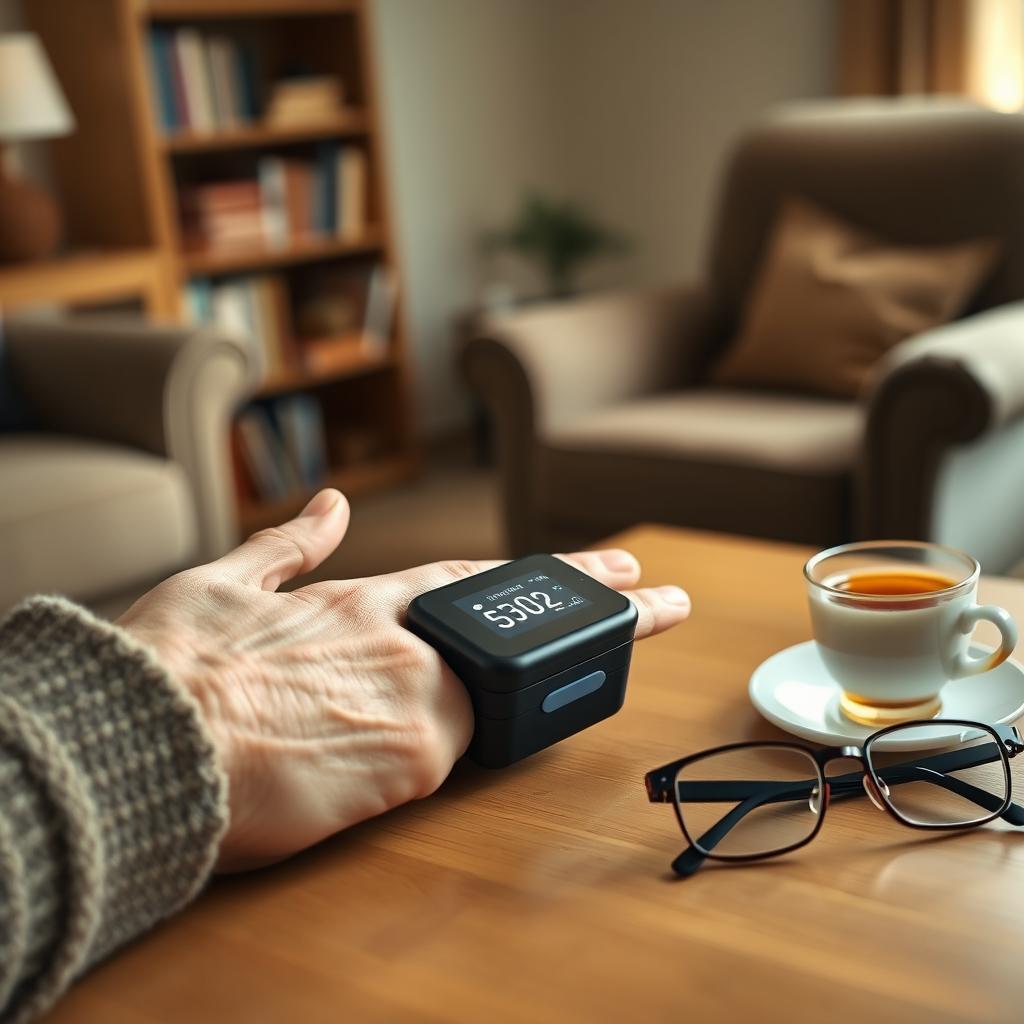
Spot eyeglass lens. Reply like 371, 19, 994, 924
865, 723, 1011, 827
674, 745, 823, 858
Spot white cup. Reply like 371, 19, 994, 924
804, 541, 1018, 727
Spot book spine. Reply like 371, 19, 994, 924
339, 148, 368, 241
283, 161, 312, 240
237, 408, 287, 501
363, 264, 396, 354
334, 147, 346, 239
259, 157, 289, 248
178, 28, 215, 133
264, 404, 303, 493
235, 44, 261, 121
206, 35, 238, 129
169, 30, 192, 130
316, 143, 338, 236
147, 29, 179, 133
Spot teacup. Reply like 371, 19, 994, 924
804, 541, 1018, 727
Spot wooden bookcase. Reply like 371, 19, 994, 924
28, 0, 418, 534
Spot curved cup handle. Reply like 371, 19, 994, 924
951, 605, 1018, 678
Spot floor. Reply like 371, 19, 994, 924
297, 441, 506, 586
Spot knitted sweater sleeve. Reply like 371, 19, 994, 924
0, 596, 228, 1023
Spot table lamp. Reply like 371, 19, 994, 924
0, 33, 75, 262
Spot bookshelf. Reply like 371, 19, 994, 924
28, 0, 418, 532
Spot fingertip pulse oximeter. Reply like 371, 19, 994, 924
407, 554, 638, 768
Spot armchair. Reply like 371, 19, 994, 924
0, 317, 258, 614
464, 101, 1024, 573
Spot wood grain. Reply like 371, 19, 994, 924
39, 526, 1024, 1023
0, 249, 174, 317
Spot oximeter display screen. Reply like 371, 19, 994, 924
453, 569, 592, 637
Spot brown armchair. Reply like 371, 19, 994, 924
464, 100, 1024, 574
0, 318, 258, 614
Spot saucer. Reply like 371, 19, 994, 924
749, 641, 1024, 750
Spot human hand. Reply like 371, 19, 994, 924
117, 489, 691, 871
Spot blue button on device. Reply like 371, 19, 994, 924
541, 670, 607, 713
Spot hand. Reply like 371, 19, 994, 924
117, 489, 691, 871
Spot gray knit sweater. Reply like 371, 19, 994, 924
0, 597, 228, 1022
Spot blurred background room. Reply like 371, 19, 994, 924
4, 0, 1024, 617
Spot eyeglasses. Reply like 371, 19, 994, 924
645, 719, 1024, 877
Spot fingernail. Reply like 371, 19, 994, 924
300, 489, 340, 518
657, 585, 690, 606
605, 550, 638, 572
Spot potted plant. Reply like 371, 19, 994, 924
486, 192, 626, 300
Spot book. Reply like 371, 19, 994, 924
250, 276, 291, 377
258, 157, 289, 248
206, 35, 240, 129
175, 28, 216, 132
363, 264, 396, 354
180, 180, 265, 250
236, 407, 289, 501
338, 148, 368, 240
265, 76, 344, 125
234, 43, 262, 121
315, 143, 338, 235
276, 394, 329, 488
168, 31, 191, 131
282, 161, 315, 239
185, 275, 292, 381
147, 28, 179, 132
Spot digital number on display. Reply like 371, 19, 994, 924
453, 571, 593, 637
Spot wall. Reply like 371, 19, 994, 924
372, 0, 568, 436
544, 0, 837, 287
373, 0, 837, 433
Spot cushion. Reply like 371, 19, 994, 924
711, 198, 999, 399
0, 436, 197, 611
537, 390, 864, 548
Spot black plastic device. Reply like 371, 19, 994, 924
406, 554, 638, 768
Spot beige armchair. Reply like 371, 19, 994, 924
0, 318, 258, 614
464, 101, 1024, 574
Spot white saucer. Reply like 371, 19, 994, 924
749, 641, 1024, 750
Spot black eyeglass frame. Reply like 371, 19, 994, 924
645, 720, 1024, 876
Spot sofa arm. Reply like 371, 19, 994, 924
862, 301, 1024, 543
462, 283, 711, 553
6, 318, 259, 561
466, 283, 712, 435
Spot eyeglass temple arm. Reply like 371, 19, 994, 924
669, 742, 1024, 877
664, 743, 1019, 809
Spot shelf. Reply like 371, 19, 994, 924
257, 344, 393, 398
162, 113, 369, 154
141, 0, 359, 21
0, 248, 174, 317
182, 230, 382, 276
238, 453, 417, 536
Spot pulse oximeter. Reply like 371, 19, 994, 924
407, 554, 638, 768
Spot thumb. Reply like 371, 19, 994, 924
217, 488, 350, 591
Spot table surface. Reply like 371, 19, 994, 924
43, 526, 1024, 1024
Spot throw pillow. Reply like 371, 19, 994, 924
711, 198, 1000, 399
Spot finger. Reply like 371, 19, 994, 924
378, 548, 644, 615
217, 488, 350, 591
624, 585, 691, 640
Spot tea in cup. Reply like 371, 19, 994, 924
804, 541, 1018, 726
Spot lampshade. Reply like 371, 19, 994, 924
0, 33, 74, 141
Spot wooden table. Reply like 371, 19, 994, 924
43, 526, 1024, 1023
